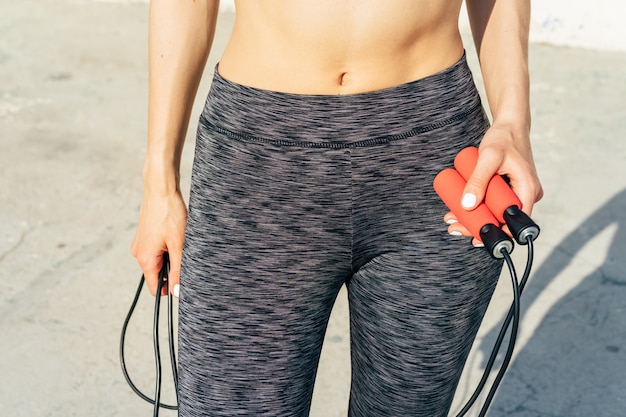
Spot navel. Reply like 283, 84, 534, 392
338, 72, 350, 86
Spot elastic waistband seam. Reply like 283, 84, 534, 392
199, 102, 482, 149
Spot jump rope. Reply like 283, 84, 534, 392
120, 146, 540, 416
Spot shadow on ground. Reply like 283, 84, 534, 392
482, 188, 626, 417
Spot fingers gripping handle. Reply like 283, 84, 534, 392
434, 168, 497, 238
453, 147, 522, 223
453, 147, 540, 244
433, 169, 513, 259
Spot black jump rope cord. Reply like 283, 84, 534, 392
119, 253, 178, 413
120, 241, 533, 416
455, 237, 533, 417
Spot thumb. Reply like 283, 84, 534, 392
461, 150, 501, 210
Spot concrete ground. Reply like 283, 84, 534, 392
1, 1, 625, 416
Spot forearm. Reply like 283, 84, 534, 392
144, 0, 220, 194
466, 0, 531, 133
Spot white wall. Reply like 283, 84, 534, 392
529, 1, 626, 51
459, 0, 626, 51
220, 0, 235, 12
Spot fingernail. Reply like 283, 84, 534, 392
173, 284, 180, 298
473, 242, 485, 248
449, 231, 463, 236
446, 219, 458, 225
462, 193, 477, 209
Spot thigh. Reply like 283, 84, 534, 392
347, 243, 502, 417
346, 104, 501, 416
178, 125, 352, 417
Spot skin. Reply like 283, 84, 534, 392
131, 0, 543, 296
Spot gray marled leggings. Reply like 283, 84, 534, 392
178, 54, 503, 417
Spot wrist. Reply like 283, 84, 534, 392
490, 101, 531, 137
142, 158, 181, 196
489, 87, 531, 135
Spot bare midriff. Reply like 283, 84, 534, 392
218, 0, 465, 95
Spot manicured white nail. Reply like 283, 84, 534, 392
173, 284, 180, 298
462, 193, 477, 209
473, 242, 485, 248
449, 231, 463, 236
446, 219, 458, 225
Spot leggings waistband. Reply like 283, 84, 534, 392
200, 52, 483, 147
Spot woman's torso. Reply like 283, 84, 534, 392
218, 0, 465, 95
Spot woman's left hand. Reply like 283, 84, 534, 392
444, 122, 544, 246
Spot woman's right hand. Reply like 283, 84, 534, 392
130, 191, 187, 297
131, 0, 218, 296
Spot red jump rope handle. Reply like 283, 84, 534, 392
434, 168, 513, 259
434, 168, 498, 239
453, 147, 522, 224
453, 146, 540, 244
